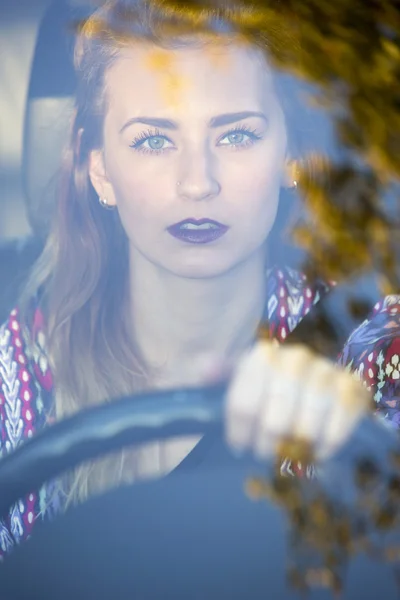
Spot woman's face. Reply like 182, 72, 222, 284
89, 41, 288, 278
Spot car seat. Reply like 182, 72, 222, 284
0, 0, 84, 322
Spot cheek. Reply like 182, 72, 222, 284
230, 159, 282, 219
117, 189, 162, 234
250, 184, 280, 234
107, 153, 164, 222
107, 172, 161, 241
231, 171, 281, 247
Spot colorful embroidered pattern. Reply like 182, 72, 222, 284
266, 267, 331, 343
338, 295, 400, 425
0, 310, 39, 554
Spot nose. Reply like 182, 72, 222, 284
177, 147, 221, 202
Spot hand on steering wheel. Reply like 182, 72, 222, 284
0, 339, 373, 524
224, 341, 372, 461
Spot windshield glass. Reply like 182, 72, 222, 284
0, 1, 400, 597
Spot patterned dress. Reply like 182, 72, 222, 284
0, 267, 399, 558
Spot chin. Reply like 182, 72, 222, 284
170, 264, 232, 280
166, 255, 238, 280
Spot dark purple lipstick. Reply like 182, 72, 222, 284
167, 218, 229, 244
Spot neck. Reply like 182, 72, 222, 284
129, 250, 267, 379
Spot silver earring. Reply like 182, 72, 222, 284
99, 197, 115, 210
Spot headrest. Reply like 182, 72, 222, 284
22, 0, 81, 240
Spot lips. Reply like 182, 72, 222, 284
167, 218, 229, 244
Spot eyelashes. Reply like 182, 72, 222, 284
217, 124, 263, 148
129, 123, 264, 155
129, 128, 170, 155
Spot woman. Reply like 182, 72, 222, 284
0, 0, 398, 557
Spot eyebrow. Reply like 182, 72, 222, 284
119, 111, 268, 134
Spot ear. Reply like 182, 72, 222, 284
88, 149, 117, 207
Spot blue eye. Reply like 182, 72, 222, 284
224, 132, 246, 144
147, 136, 168, 150
129, 129, 174, 155
218, 126, 262, 148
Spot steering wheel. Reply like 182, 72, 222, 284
0, 383, 399, 600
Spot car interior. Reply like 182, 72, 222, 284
0, 2, 398, 599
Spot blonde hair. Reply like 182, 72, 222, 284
21, 0, 324, 506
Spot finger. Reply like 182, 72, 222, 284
225, 340, 276, 451
317, 371, 372, 460
290, 356, 336, 444
254, 344, 318, 458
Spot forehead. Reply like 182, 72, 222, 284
104, 42, 278, 119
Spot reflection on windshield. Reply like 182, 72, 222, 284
0, 0, 400, 597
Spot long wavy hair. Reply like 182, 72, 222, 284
20, 0, 327, 506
